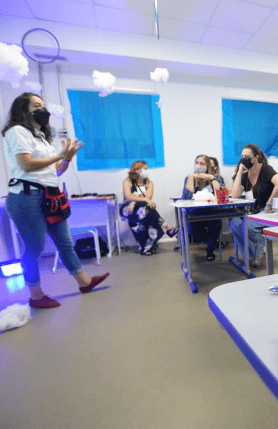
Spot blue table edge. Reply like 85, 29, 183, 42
181, 201, 256, 210
208, 295, 278, 401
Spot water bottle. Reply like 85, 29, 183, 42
62, 183, 68, 199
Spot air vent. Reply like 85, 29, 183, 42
34, 54, 68, 61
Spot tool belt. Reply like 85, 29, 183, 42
9, 178, 71, 224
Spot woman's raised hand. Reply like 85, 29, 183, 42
198, 173, 214, 181
60, 137, 84, 161
238, 162, 248, 174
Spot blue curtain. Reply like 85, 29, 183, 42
67, 90, 165, 170
222, 98, 278, 165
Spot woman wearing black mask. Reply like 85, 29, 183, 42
2, 93, 110, 309
231, 144, 278, 267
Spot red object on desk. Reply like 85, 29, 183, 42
215, 188, 229, 204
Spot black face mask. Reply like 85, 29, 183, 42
32, 107, 50, 127
241, 157, 253, 170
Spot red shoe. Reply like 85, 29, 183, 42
29, 296, 61, 309
79, 273, 110, 293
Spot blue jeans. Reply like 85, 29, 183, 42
230, 214, 269, 260
6, 190, 82, 287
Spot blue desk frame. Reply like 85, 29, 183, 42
172, 200, 256, 293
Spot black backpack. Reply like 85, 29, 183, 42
74, 237, 108, 259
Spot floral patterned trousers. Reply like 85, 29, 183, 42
120, 201, 165, 254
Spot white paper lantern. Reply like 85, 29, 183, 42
150, 68, 169, 83
92, 70, 116, 97
0, 43, 29, 88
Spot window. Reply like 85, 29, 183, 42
222, 98, 278, 165
67, 90, 165, 170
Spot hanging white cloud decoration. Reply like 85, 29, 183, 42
47, 103, 65, 119
150, 68, 169, 83
25, 81, 42, 92
0, 43, 29, 88
92, 70, 116, 97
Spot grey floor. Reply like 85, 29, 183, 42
1, 239, 278, 429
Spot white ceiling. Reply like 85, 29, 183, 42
2, 0, 278, 88
2, 0, 278, 56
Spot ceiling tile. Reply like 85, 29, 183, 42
92, 0, 154, 15
94, 6, 153, 35
257, 10, 278, 37
244, 34, 278, 55
239, 0, 278, 7
0, 0, 35, 19
26, 0, 97, 27
201, 27, 252, 49
158, 0, 221, 24
210, 0, 272, 33
159, 17, 206, 43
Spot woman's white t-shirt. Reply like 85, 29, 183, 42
133, 184, 146, 197
4, 125, 59, 193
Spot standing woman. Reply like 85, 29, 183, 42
120, 161, 177, 255
2, 92, 110, 309
230, 144, 278, 267
182, 154, 222, 261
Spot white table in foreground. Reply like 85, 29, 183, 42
170, 199, 256, 293
208, 276, 278, 401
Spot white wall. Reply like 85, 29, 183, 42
2, 61, 278, 233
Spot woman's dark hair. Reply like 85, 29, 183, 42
195, 154, 213, 175
244, 144, 268, 165
2, 92, 52, 143
209, 157, 220, 175
234, 159, 242, 175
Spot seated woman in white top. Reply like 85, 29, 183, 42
120, 160, 177, 255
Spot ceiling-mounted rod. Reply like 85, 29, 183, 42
56, 65, 66, 130
38, 63, 45, 100
154, 0, 159, 40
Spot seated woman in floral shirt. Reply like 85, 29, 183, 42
120, 160, 177, 255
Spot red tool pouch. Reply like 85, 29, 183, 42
8, 178, 71, 224
43, 187, 71, 224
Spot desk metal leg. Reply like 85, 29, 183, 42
265, 237, 274, 275
182, 211, 198, 293
177, 208, 186, 270
106, 219, 112, 257
173, 207, 181, 252
229, 213, 256, 278
115, 220, 121, 254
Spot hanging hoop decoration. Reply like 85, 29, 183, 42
21, 28, 60, 64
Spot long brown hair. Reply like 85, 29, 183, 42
244, 144, 268, 164
128, 160, 147, 180
2, 92, 52, 143
209, 157, 220, 175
